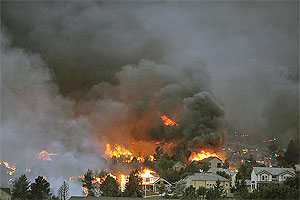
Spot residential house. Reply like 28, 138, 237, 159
172, 161, 185, 172
184, 173, 231, 196
201, 157, 223, 168
208, 168, 237, 187
0, 188, 11, 200
152, 178, 172, 193
250, 167, 296, 192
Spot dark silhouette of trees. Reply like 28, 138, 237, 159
123, 170, 142, 197
182, 185, 198, 199
58, 181, 69, 200
154, 146, 164, 162
100, 175, 119, 197
196, 186, 207, 198
82, 169, 95, 196
216, 171, 230, 180
29, 176, 50, 199
11, 174, 30, 200
284, 139, 299, 165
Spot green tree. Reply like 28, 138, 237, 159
11, 174, 30, 200
123, 170, 142, 197
158, 182, 166, 195
216, 171, 230, 180
173, 179, 186, 198
196, 186, 207, 198
82, 169, 95, 196
58, 181, 69, 200
284, 139, 299, 165
100, 175, 119, 197
206, 180, 227, 199
182, 185, 198, 199
256, 182, 293, 199
214, 179, 226, 197
199, 161, 210, 172
237, 163, 252, 179
206, 188, 219, 199
29, 176, 50, 199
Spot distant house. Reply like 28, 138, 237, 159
0, 188, 11, 200
172, 161, 185, 171
250, 167, 296, 192
208, 168, 237, 187
152, 178, 172, 193
184, 173, 231, 196
201, 157, 223, 168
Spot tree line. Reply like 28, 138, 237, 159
11, 175, 69, 200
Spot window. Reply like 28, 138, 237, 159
261, 175, 268, 181
217, 163, 221, 168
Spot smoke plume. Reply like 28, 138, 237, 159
1, 0, 298, 195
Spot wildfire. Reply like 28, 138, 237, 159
37, 150, 59, 161
120, 174, 128, 192
0, 161, 16, 176
140, 168, 159, 185
104, 144, 145, 163
158, 113, 179, 128
189, 150, 219, 162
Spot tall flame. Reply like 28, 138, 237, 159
140, 168, 159, 185
37, 150, 59, 161
104, 144, 145, 163
158, 113, 179, 128
189, 150, 219, 162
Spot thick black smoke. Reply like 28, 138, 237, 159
1, 0, 298, 195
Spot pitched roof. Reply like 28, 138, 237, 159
202, 156, 223, 163
153, 178, 172, 186
186, 173, 229, 181
173, 161, 185, 167
208, 168, 237, 176
253, 167, 295, 176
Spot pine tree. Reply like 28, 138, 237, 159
58, 181, 69, 200
284, 139, 299, 165
82, 169, 95, 196
123, 170, 142, 197
29, 176, 50, 199
11, 174, 30, 200
100, 175, 119, 197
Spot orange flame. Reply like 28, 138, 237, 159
140, 168, 159, 185
120, 174, 128, 192
104, 144, 145, 163
37, 150, 59, 161
158, 113, 179, 128
0, 161, 16, 176
189, 150, 219, 162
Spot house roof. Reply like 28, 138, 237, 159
201, 157, 223, 163
0, 188, 11, 195
208, 168, 237, 176
185, 173, 229, 182
253, 167, 295, 176
153, 178, 172, 186
173, 161, 185, 167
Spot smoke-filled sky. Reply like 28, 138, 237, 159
0, 0, 299, 192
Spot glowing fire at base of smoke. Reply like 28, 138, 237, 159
104, 144, 146, 163
189, 150, 219, 162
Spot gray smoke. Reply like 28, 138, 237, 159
1, 0, 298, 195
